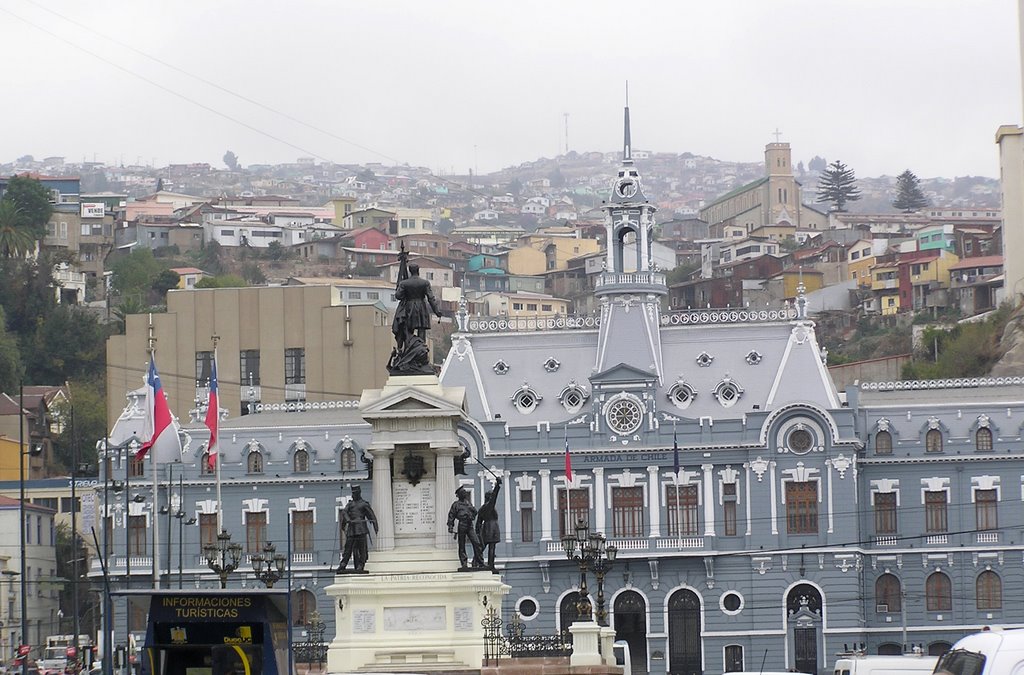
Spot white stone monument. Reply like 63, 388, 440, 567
326, 375, 509, 673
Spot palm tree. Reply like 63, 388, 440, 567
0, 200, 36, 258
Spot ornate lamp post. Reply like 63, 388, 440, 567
202, 529, 242, 589
305, 609, 326, 671
560, 519, 617, 626
250, 541, 286, 588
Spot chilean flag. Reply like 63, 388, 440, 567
137, 356, 181, 462
205, 352, 219, 472
564, 437, 573, 482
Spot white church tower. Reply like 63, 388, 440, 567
594, 98, 668, 381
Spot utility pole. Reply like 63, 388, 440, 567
563, 113, 570, 154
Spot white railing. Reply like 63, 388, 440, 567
977, 532, 999, 544
873, 536, 898, 546
926, 535, 948, 545
656, 537, 704, 549
291, 552, 314, 564
608, 538, 649, 550
595, 272, 667, 288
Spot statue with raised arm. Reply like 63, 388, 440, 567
475, 478, 502, 572
388, 243, 443, 375
336, 485, 378, 573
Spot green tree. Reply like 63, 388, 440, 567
264, 240, 290, 261
195, 274, 247, 288
51, 376, 106, 472
151, 269, 181, 302
808, 155, 827, 172
112, 296, 151, 333
666, 262, 701, 286
111, 248, 164, 299
816, 160, 862, 212
240, 262, 267, 285
198, 240, 225, 275
0, 200, 36, 257
892, 169, 929, 213
4, 175, 54, 237
352, 260, 381, 278
223, 150, 240, 171
25, 304, 108, 383
0, 306, 23, 393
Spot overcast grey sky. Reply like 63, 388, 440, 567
1, 0, 1020, 178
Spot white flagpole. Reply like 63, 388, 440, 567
148, 321, 161, 589
212, 345, 223, 533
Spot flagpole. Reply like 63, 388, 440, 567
563, 430, 571, 539
148, 320, 161, 590
210, 338, 223, 533
673, 423, 681, 540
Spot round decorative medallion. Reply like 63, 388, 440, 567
606, 398, 644, 435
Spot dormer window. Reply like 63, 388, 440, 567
667, 381, 697, 410
559, 383, 589, 414
696, 352, 714, 367
745, 350, 763, 365
543, 357, 561, 373
493, 360, 509, 376
713, 378, 743, 408
512, 385, 542, 414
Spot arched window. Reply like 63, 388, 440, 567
928, 642, 952, 656
878, 644, 902, 656
293, 588, 316, 626
925, 571, 952, 612
247, 451, 264, 474
975, 427, 993, 452
200, 451, 214, 475
925, 429, 943, 453
293, 448, 309, 473
875, 431, 892, 455
976, 570, 1002, 610
875, 574, 901, 612
340, 448, 357, 472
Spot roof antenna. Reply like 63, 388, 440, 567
623, 80, 632, 163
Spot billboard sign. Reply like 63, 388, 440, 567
80, 202, 105, 218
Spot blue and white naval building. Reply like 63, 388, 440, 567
95, 111, 1024, 675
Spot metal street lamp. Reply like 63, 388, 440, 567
202, 529, 242, 589
250, 541, 286, 588
305, 609, 326, 671
560, 518, 617, 626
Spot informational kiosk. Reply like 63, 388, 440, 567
117, 589, 291, 675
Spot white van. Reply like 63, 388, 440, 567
933, 627, 1024, 675
834, 654, 938, 675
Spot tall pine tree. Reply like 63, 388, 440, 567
815, 160, 862, 212
892, 169, 929, 212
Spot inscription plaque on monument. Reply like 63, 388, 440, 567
453, 607, 473, 632
383, 606, 446, 632
353, 609, 376, 634
393, 480, 436, 534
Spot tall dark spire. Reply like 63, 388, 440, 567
623, 81, 632, 163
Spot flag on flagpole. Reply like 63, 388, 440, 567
205, 352, 219, 472
673, 428, 680, 476
564, 437, 573, 482
137, 356, 181, 463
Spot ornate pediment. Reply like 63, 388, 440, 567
590, 362, 658, 385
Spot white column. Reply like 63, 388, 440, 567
769, 461, 778, 535
539, 469, 552, 541
370, 447, 395, 551
593, 467, 606, 535
744, 464, 753, 536
702, 464, 715, 537
605, 218, 615, 272
434, 448, 457, 550
646, 466, 660, 538
638, 214, 650, 271
502, 470, 512, 544
826, 463, 834, 535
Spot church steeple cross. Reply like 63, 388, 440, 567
772, 128, 783, 142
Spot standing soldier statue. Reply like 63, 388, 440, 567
447, 486, 484, 570
388, 242, 443, 376
475, 478, 502, 572
336, 485, 378, 573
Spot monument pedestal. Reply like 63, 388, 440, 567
326, 375, 509, 673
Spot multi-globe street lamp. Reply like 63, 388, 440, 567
250, 541, 286, 588
560, 518, 617, 626
202, 529, 242, 589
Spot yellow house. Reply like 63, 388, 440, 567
506, 236, 600, 276
846, 239, 876, 288
870, 262, 900, 315
748, 222, 797, 242
331, 197, 357, 224
0, 436, 24, 482
771, 267, 824, 299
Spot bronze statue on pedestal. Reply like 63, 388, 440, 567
388, 243, 442, 376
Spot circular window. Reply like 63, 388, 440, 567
668, 382, 696, 410
517, 598, 538, 619
513, 389, 540, 414
563, 388, 584, 411
607, 398, 644, 435
789, 429, 814, 454
720, 592, 743, 615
